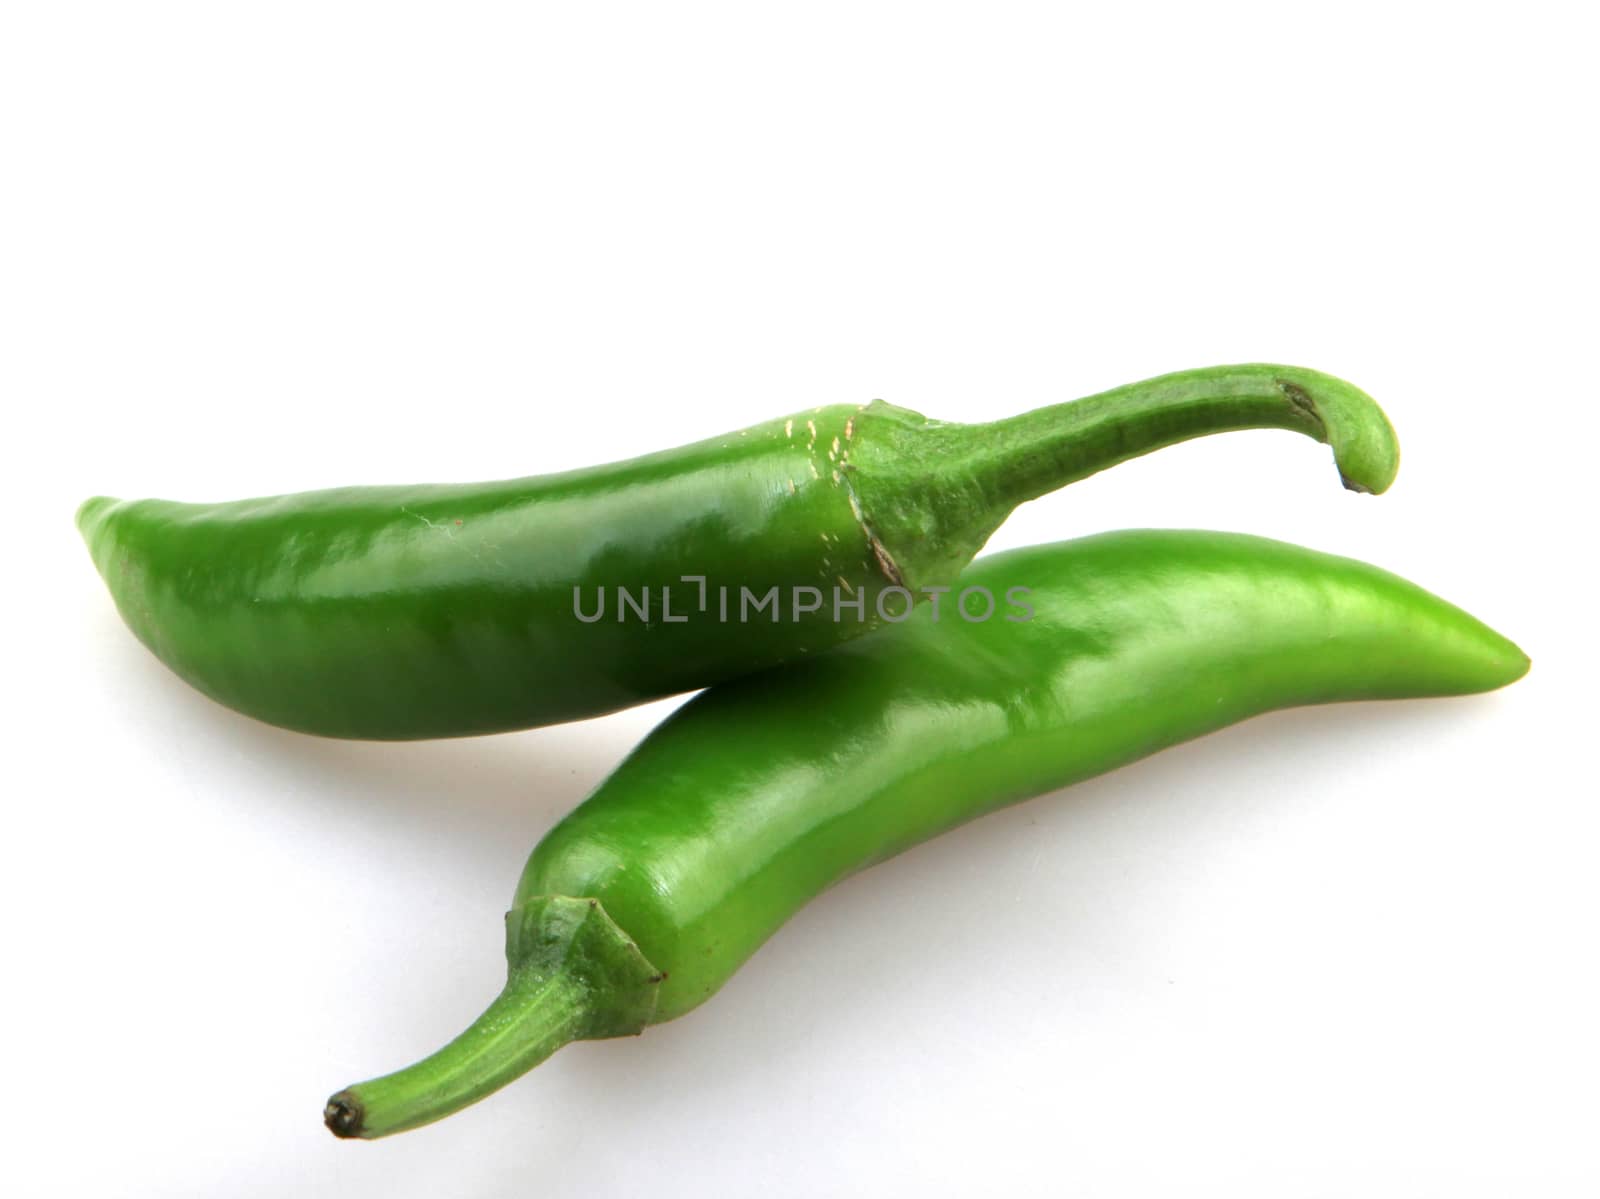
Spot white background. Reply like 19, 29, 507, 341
3, 3, 1595, 1196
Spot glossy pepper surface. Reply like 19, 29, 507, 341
325, 529, 1524, 1139
79, 365, 1398, 739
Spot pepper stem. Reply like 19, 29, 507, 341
852, 363, 1401, 590
972, 363, 1399, 507
325, 895, 664, 1140
325, 966, 590, 1140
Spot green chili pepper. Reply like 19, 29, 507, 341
324, 529, 1524, 1139
79, 365, 1398, 740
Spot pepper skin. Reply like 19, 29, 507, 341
79, 364, 1398, 739
325, 530, 1525, 1139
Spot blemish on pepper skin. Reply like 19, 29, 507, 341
808, 460, 820, 480
837, 575, 854, 594
830, 436, 840, 458
784, 419, 793, 439
845, 417, 855, 439
832, 469, 842, 485
787, 478, 798, 495
402, 506, 454, 537
1278, 380, 1321, 427
870, 537, 906, 586
805, 419, 817, 446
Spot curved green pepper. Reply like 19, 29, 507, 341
325, 529, 1524, 1138
80, 365, 1398, 739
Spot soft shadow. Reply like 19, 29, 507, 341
95, 613, 672, 849
534, 692, 1519, 1112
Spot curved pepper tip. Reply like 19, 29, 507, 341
1439, 607, 1530, 693
1496, 640, 1533, 689
75, 495, 118, 541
